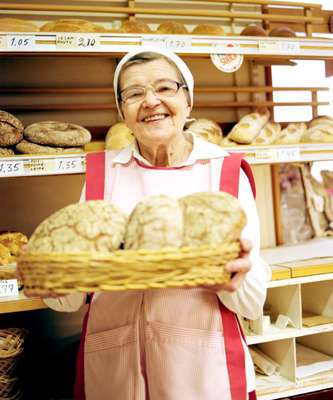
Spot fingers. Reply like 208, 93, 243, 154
239, 238, 253, 254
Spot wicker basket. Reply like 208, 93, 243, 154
0, 375, 22, 400
0, 329, 26, 376
17, 242, 239, 296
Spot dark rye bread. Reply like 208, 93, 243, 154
0, 111, 24, 147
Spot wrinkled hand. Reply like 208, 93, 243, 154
201, 238, 252, 293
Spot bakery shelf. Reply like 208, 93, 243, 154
0, 292, 47, 313
2, 143, 333, 178
0, 33, 333, 59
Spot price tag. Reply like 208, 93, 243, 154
255, 149, 276, 161
55, 157, 82, 173
0, 160, 24, 176
23, 158, 54, 174
0, 36, 7, 49
277, 147, 300, 162
7, 35, 35, 49
165, 36, 192, 50
0, 279, 19, 298
56, 34, 76, 49
76, 35, 100, 49
56, 34, 100, 49
258, 40, 280, 52
279, 41, 300, 53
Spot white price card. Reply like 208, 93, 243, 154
258, 40, 280, 52
0, 35, 7, 49
23, 158, 54, 175
0, 160, 24, 177
279, 41, 300, 53
55, 157, 83, 173
56, 34, 100, 49
165, 36, 192, 50
0, 280, 19, 298
7, 35, 35, 49
277, 147, 300, 162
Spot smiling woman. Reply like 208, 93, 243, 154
44, 47, 271, 400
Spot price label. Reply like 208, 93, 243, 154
255, 149, 276, 161
258, 40, 280, 52
0, 160, 24, 176
56, 34, 100, 49
55, 158, 82, 173
277, 147, 300, 162
141, 35, 165, 47
0, 279, 19, 298
23, 159, 53, 174
0, 36, 7, 49
279, 41, 300, 53
7, 35, 35, 49
165, 36, 192, 50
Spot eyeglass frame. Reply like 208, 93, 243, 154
118, 79, 188, 105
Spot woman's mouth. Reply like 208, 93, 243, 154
141, 113, 169, 123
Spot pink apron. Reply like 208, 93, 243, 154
74, 151, 257, 400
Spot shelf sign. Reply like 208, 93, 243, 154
141, 35, 166, 48
258, 40, 280, 52
56, 34, 100, 49
210, 43, 244, 73
23, 158, 54, 174
0, 280, 19, 298
0, 160, 24, 176
0, 36, 7, 49
55, 157, 83, 173
165, 36, 192, 50
279, 41, 300, 53
276, 147, 300, 162
7, 35, 35, 49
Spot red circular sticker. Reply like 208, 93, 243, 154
210, 43, 244, 73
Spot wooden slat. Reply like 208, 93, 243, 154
0, 3, 324, 23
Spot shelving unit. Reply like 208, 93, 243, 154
0, 0, 333, 398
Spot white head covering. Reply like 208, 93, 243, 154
113, 47, 194, 118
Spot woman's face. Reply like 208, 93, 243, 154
119, 59, 190, 148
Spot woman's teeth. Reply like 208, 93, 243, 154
143, 114, 167, 122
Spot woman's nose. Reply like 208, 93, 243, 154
142, 88, 161, 106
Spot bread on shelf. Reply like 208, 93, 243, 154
253, 122, 281, 145
119, 20, 152, 33
187, 118, 223, 146
40, 19, 105, 33
105, 122, 134, 150
240, 24, 267, 37
274, 122, 307, 144
16, 140, 84, 155
269, 26, 296, 38
192, 24, 225, 36
0, 110, 24, 147
227, 110, 270, 144
156, 21, 188, 34
0, 18, 39, 32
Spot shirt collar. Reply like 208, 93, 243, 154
111, 130, 229, 166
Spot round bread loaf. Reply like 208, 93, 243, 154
309, 115, 333, 129
274, 122, 307, 144
0, 18, 39, 32
179, 192, 246, 247
240, 24, 267, 37
187, 118, 223, 145
27, 201, 127, 253
120, 20, 152, 34
40, 19, 102, 33
253, 121, 281, 145
0, 147, 15, 156
269, 26, 296, 37
156, 21, 188, 34
16, 139, 84, 155
0, 110, 24, 147
124, 195, 183, 250
192, 24, 225, 36
24, 121, 91, 147
105, 122, 134, 150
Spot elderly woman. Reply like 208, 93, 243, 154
46, 48, 270, 400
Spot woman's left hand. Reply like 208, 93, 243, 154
200, 238, 253, 293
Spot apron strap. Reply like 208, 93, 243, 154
85, 152, 106, 200
218, 152, 255, 400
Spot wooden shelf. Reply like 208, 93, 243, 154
0, 292, 47, 313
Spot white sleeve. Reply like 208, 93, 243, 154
217, 170, 271, 319
43, 293, 86, 312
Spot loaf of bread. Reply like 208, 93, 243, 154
228, 110, 270, 144
27, 201, 127, 253
274, 122, 307, 144
124, 195, 183, 250
253, 122, 281, 145
24, 121, 91, 147
192, 24, 225, 36
0, 147, 15, 156
302, 123, 333, 143
187, 118, 223, 145
0, 110, 24, 147
40, 19, 104, 33
0, 243, 13, 266
0, 232, 28, 256
16, 139, 84, 155
269, 26, 296, 37
240, 24, 267, 37
105, 122, 134, 150
156, 21, 188, 34
119, 20, 152, 33
0, 18, 39, 32
309, 115, 333, 129
179, 192, 246, 247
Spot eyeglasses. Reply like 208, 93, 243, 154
119, 79, 188, 104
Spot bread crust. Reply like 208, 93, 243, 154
16, 139, 84, 155
0, 111, 24, 147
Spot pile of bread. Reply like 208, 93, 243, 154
0, 232, 28, 266
0, 17, 296, 37
27, 192, 246, 254
186, 113, 333, 148
0, 110, 91, 156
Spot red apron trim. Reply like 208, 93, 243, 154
219, 153, 253, 400
74, 300, 93, 400
85, 152, 106, 200
249, 390, 257, 400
